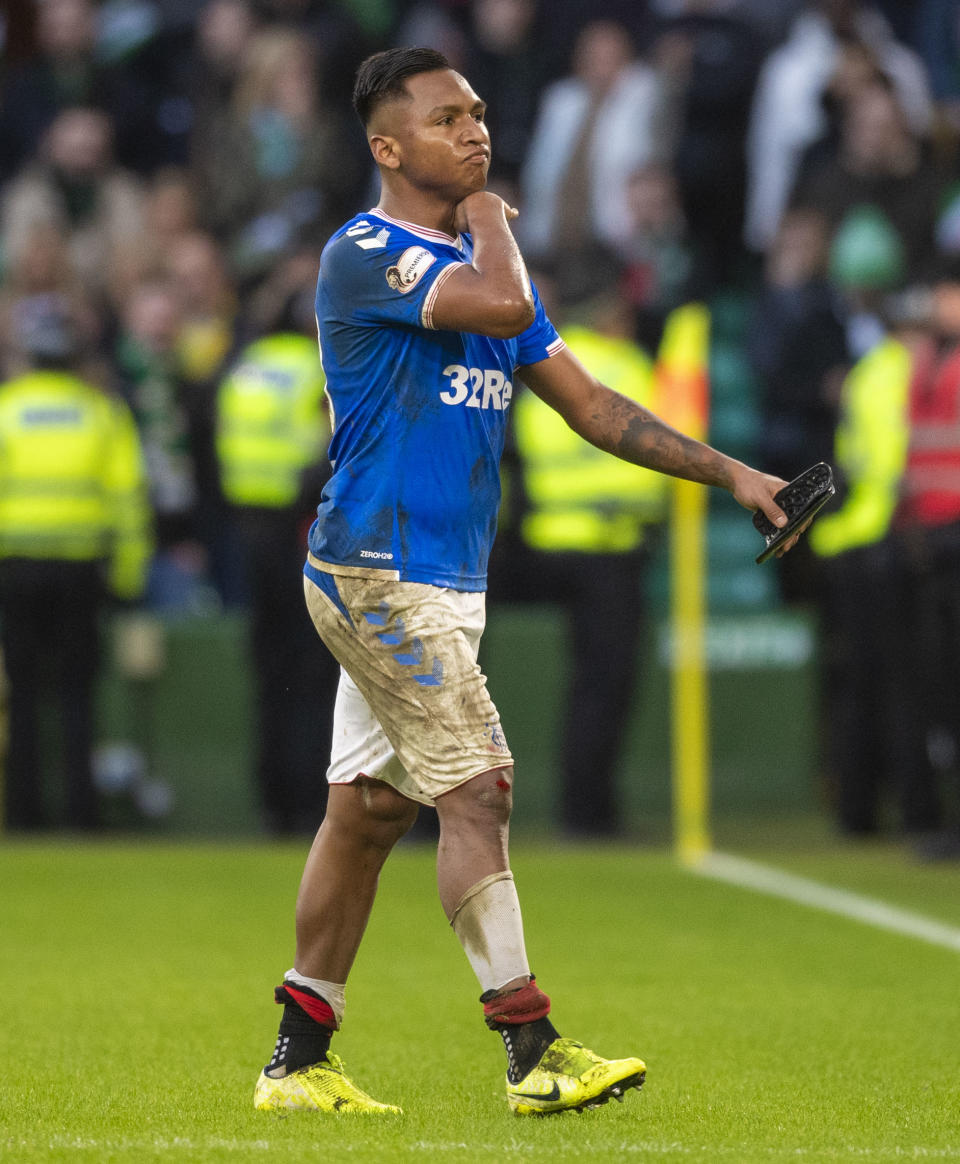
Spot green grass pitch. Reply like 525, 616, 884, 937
2, 834, 959, 1162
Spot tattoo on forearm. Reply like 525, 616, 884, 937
588, 395, 729, 487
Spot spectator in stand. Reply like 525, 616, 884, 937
790, 38, 889, 178
164, 231, 242, 603
0, 0, 105, 174
745, 0, 932, 253
111, 167, 203, 305
466, 0, 548, 185
827, 201, 907, 359
0, 0, 186, 178
185, 0, 260, 175
253, 0, 374, 110
0, 223, 103, 379
85, 0, 200, 174
519, 20, 672, 261
193, 26, 364, 280
391, 4, 469, 74
111, 278, 203, 610
790, 76, 947, 277
531, 0, 651, 81
618, 163, 696, 349
166, 231, 239, 398
650, 0, 765, 291
1, 107, 144, 307
915, 0, 960, 133
746, 207, 848, 483
746, 204, 849, 600
143, 167, 202, 247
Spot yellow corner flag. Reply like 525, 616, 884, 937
656, 304, 711, 866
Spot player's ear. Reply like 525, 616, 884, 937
369, 133, 401, 171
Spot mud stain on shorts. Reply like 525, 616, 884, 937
304, 567, 512, 805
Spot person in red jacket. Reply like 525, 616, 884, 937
895, 259, 960, 859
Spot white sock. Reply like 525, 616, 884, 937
284, 969, 346, 1028
450, 871, 530, 993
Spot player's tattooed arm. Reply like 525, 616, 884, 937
519, 348, 790, 528
590, 388, 731, 484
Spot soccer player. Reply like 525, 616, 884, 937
254, 46, 797, 1117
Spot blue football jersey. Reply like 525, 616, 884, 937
307, 208, 563, 591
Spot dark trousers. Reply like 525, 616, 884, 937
819, 539, 942, 835
490, 542, 647, 836
232, 508, 340, 834
0, 558, 104, 829
892, 521, 960, 834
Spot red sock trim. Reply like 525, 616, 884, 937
483, 977, 551, 1026
276, 983, 338, 1030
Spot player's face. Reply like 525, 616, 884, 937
379, 69, 491, 200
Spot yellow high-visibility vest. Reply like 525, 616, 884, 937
0, 369, 153, 598
216, 333, 328, 508
512, 324, 668, 553
810, 336, 911, 557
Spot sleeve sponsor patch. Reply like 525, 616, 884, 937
385, 246, 437, 293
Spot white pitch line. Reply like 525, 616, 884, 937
15, 1138, 960, 1158
692, 851, 960, 953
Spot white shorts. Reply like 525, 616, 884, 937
303, 556, 512, 805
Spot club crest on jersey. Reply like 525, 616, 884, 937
385, 246, 436, 293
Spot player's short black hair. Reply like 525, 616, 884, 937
353, 47, 451, 126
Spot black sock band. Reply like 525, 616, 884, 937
493, 1016, 559, 1084
265, 1000, 333, 1075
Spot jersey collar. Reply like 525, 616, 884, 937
368, 208, 463, 249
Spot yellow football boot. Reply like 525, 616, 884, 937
254, 1053, 402, 1115
506, 1037, 645, 1116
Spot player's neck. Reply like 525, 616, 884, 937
376, 189, 457, 239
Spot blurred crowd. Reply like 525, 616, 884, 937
3, 0, 960, 849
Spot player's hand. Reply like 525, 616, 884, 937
454, 191, 520, 235
729, 464, 789, 530
728, 464, 808, 558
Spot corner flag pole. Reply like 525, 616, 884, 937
656, 305, 711, 866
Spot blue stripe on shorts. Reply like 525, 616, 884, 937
303, 559, 355, 628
